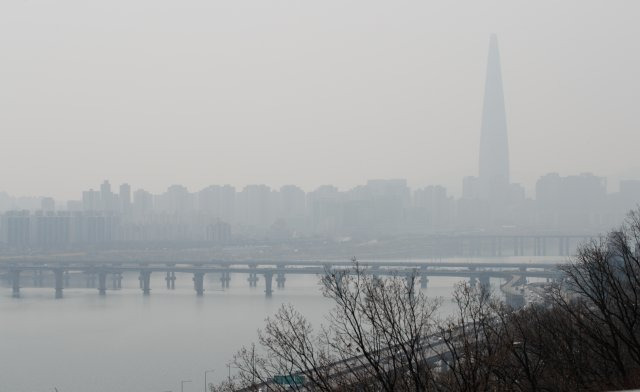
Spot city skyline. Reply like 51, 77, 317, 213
3, 31, 633, 246
0, 169, 633, 208
1, 1, 639, 199
0, 34, 634, 203
0, 34, 635, 203
0, 26, 635, 205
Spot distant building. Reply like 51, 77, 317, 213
133, 189, 153, 217
41, 197, 55, 212
478, 34, 510, 204
101, 180, 115, 211
307, 185, 343, 236
1, 210, 31, 247
343, 179, 410, 236
206, 221, 232, 244
536, 173, 607, 229
414, 185, 453, 232
197, 185, 236, 223
119, 183, 131, 214
34, 211, 71, 248
279, 185, 306, 233
82, 189, 101, 212
619, 180, 640, 211
462, 176, 481, 200
457, 35, 528, 229
235, 185, 272, 230
155, 185, 193, 214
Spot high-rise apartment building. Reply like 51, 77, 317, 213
119, 183, 131, 214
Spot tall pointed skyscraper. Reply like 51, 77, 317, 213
478, 34, 510, 202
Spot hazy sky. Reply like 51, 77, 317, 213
1, 0, 639, 199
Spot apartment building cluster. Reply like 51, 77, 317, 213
1, 175, 639, 249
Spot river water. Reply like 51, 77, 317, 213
0, 257, 558, 392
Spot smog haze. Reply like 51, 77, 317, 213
1, 0, 639, 199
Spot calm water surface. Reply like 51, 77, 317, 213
0, 267, 515, 392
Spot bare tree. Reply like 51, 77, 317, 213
212, 261, 441, 392
550, 209, 640, 389
319, 265, 440, 391
213, 209, 640, 392
436, 282, 513, 392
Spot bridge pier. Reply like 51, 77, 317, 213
275, 265, 286, 288
264, 272, 273, 297
468, 267, 477, 287
247, 265, 258, 287
139, 270, 151, 295
247, 273, 258, 287
54, 269, 64, 299
112, 273, 122, 290
276, 273, 286, 289
479, 274, 490, 288
420, 276, 429, 289
11, 270, 20, 298
193, 272, 205, 296
517, 267, 528, 285
98, 272, 107, 295
220, 271, 230, 288
165, 271, 176, 290
405, 271, 417, 292
420, 266, 428, 289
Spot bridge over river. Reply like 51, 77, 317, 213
0, 259, 567, 301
